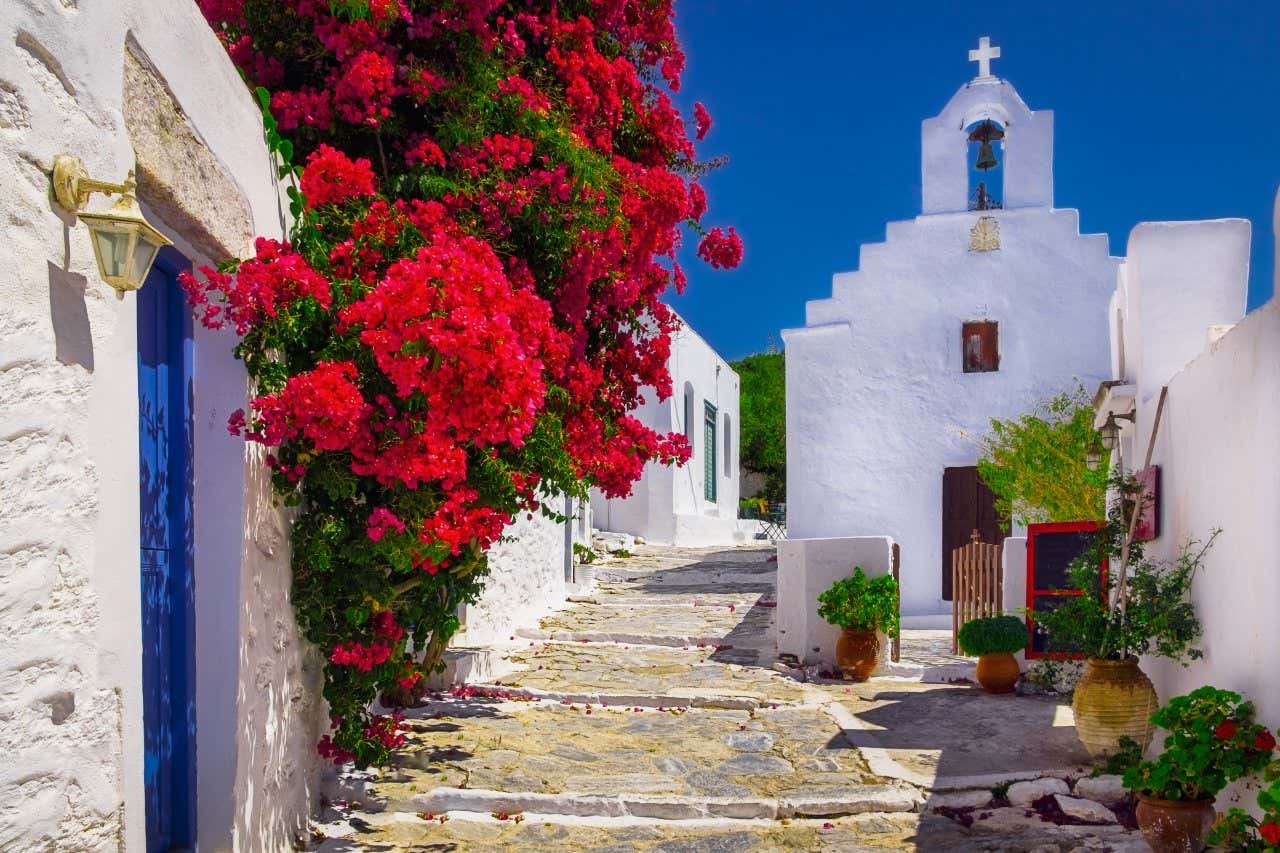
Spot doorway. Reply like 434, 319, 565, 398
137, 247, 196, 851
941, 465, 1005, 601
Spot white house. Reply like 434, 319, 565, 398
1091, 204, 1279, 744
0, 2, 573, 849
782, 39, 1118, 619
591, 312, 748, 547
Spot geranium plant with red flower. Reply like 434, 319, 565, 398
1123, 686, 1276, 802
192, 0, 739, 767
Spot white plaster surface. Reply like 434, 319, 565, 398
1103, 206, 1280, 809
458, 506, 569, 647
784, 77, 1116, 617
776, 536, 895, 668
0, 2, 324, 849
592, 314, 743, 546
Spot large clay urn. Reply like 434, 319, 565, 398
1072, 657, 1158, 758
835, 628, 880, 682
1134, 794, 1216, 853
975, 652, 1020, 694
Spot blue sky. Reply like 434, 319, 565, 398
669, 0, 1280, 361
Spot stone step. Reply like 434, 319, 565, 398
406, 782, 922, 820
366, 699, 893, 821
489, 640, 809, 705
314, 809, 927, 852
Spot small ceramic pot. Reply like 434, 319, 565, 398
835, 628, 879, 681
1135, 793, 1215, 853
975, 652, 1020, 693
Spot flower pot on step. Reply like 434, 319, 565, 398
1135, 793, 1215, 853
1072, 657, 1158, 758
975, 652, 1020, 693
835, 628, 879, 681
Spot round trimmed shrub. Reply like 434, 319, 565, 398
958, 615, 1029, 656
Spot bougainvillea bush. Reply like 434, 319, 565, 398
193, 0, 741, 766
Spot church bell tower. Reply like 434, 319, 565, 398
921, 37, 1055, 215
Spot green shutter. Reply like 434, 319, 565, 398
704, 401, 717, 502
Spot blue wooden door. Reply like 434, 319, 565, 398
137, 248, 196, 851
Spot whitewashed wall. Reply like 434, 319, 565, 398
593, 314, 744, 546
1106, 210, 1279, 741
776, 535, 895, 668
783, 77, 1116, 618
0, 1, 323, 849
459, 506, 569, 647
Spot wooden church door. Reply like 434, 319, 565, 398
941, 466, 1004, 600
137, 248, 196, 851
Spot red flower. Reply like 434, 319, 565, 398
697, 226, 744, 270
1260, 822, 1280, 845
1255, 729, 1277, 751
693, 102, 712, 140
301, 144, 376, 208
1215, 720, 1238, 740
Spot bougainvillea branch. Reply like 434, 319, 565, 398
192, 0, 741, 766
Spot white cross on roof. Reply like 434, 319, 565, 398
969, 36, 1001, 80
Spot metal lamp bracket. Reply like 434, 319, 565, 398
52, 154, 131, 213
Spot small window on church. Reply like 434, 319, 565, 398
962, 321, 999, 373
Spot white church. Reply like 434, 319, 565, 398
783, 39, 1117, 620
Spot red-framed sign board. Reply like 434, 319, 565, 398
1025, 520, 1107, 660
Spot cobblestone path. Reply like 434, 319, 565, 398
314, 545, 1150, 852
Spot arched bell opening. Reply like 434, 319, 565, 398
965, 118, 1005, 211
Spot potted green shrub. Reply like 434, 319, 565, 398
817, 568, 899, 681
957, 614, 1028, 693
1123, 687, 1276, 853
1035, 474, 1216, 758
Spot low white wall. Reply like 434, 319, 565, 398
1001, 536, 1027, 617
776, 536, 895, 668
1137, 297, 1280, 736
459, 506, 568, 647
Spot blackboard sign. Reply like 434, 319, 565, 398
1025, 521, 1104, 659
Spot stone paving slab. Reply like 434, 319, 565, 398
826, 680, 1092, 788
491, 641, 810, 705
530, 601, 773, 652
372, 699, 877, 813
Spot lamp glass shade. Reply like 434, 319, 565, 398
90, 222, 135, 283
79, 208, 171, 296
1098, 417, 1119, 451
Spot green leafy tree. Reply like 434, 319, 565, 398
731, 351, 785, 502
977, 385, 1107, 528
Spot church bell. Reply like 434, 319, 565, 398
974, 140, 998, 171
968, 119, 1004, 172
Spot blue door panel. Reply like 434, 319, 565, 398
138, 248, 196, 852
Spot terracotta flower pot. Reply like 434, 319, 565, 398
975, 652, 1020, 694
1072, 657, 1158, 759
835, 628, 879, 682
1135, 793, 1215, 853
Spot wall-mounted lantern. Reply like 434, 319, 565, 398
51, 154, 172, 299
1097, 412, 1135, 453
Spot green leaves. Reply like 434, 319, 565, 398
1123, 686, 1275, 801
977, 385, 1107, 529
729, 351, 785, 503
957, 614, 1028, 656
817, 568, 899, 636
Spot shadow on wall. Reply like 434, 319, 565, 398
233, 441, 326, 850
48, 261, 93, 370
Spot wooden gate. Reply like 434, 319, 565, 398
951, 529, 1003, 652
